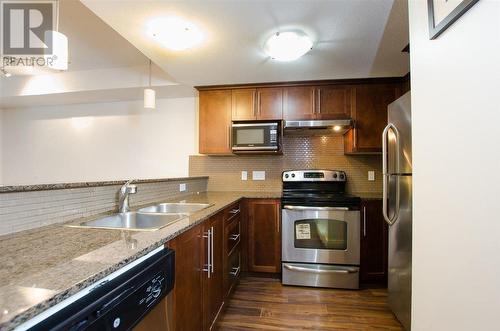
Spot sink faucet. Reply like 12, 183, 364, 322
118, 180, 137, 213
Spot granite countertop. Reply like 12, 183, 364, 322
0, 191, 281, 331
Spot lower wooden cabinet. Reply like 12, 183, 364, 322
360, 199, 389, 284
167, 202, 244, 331
246, 199, 281, 273
166, 224, 203, 331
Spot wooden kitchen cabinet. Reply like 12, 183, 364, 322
232, 88, 283, 121
246, 199, 281, 273
360, 199, 389, 284
199, 90, 232, 154
283, 86, 315, 120
202, 213, 224, 331
256, 87, 283, 120
166, 224, 203, 331
232, 89, 256, 121
344, 83, 401, 154
283, 85, 352, 121
315, 85, 353, 119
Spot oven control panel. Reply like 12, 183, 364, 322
282, 170, 346, 182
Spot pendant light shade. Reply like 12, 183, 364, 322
144, 59, 156, 109
144, 88, 156, 109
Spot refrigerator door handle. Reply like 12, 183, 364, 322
382, 123, 401, 226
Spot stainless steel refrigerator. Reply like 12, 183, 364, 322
382, 92, 412, 330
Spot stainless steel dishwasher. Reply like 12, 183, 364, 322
16, 247, 175, 331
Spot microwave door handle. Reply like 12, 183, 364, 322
382, 123, 401, 226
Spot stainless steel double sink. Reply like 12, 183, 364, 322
67, 203, 212, 231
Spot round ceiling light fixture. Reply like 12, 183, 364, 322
147, 17, 204, 51
264, 31, 313, 61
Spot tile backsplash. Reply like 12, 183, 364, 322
0, 177, 207, 236
190, 135, 382, 194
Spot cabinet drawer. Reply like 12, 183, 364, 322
224, 202, 241, 221
225, 215, 241, 256
226, 246, 241, 295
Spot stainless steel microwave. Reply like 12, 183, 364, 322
231, 122, 280, 152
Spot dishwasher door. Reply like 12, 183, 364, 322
22, 247, 175, 331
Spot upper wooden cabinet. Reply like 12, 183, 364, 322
344, 83, 401, 154
315, 85, 353, 119
283, 86, 315, 120
283, 85, 352, 120
199, 90, 232, 154
256, 87, 283, 120
198, 78, 404, 155
232, 89, 256, 121
232, 88, 283, 121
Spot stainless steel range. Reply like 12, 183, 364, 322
281, 170, 361, 289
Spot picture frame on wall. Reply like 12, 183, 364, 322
428, 0, 480, 39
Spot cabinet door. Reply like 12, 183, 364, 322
199, 90, 232, 154
247, 199, 281, 273
166, 225, 203, 331
360, 199, 388, 284
345, 84, 400, 153
256, 87, 283, 120
316, 85, 352, 119
283, 86, 315, 120
202, 214, 224, 331
232, 89, 256, 121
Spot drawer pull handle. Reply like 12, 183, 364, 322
229, 209, 240, 214
230, 266, 241, 276
229, 234, 240, 241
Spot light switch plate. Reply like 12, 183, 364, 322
252, 171, 266, 181
179, 183, 187, 192
241, 171, 248, 181
368, 171, 375, 181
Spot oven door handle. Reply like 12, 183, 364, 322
283, 205, 350, 211
283, 264, 358, 274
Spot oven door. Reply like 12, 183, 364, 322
282, 206, 360, 265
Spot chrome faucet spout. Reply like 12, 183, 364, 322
118, 180, 137, 213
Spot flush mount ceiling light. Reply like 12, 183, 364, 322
264, 31, 313, 61
147, 17, 204, 51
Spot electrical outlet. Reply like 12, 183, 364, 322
241, 171, 248, 181
368, 171, 375, 181
252, 171, 266, 181
179, 183, 187, 192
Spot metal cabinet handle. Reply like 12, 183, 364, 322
317, 88, 321, 114
382, 123, 401, 226
230, 266, 241, 276
284, 264, 358, 274
229, 209, 240, 214
363, 206, 367, 237
210, 226, 214, 273
283, 205, 350, 211
229, 233, 240, 241
203, 229, 212, 278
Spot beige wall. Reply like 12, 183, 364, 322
409, 0, 500, 329
1, 97, 197, 185
190, 135, 382, 195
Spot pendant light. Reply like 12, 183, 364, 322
144, 59, 156, 109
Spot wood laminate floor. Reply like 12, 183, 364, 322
216, 277, 403, 331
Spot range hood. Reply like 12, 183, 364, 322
284, 119, 352, 135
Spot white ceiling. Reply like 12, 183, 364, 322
60, 0, 148, 71
81, 0, 410, 86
